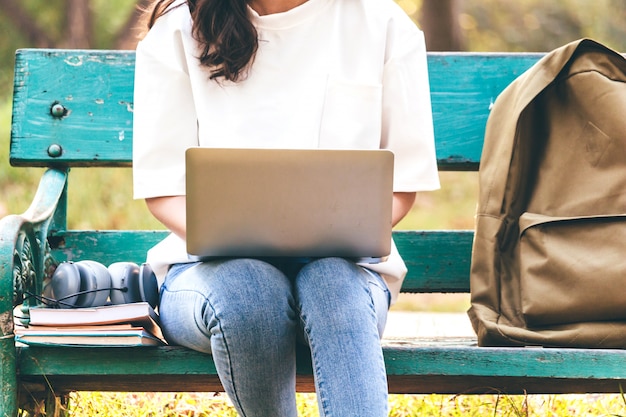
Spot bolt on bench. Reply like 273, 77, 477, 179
3, 49, 626, 416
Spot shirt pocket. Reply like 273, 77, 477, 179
318, 79, 383, 149
200, 73, 328, 149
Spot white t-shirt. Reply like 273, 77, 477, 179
132, 0, 440, 303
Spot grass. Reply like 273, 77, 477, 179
395, 171, 479, 231
64, 391, 626, 416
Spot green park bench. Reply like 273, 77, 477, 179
3, 49, 626, 416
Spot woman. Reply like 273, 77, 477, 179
132, 0, 440, 415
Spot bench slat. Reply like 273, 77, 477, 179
394, 230, 473, 292
50, 230, 473, 293
11, 49, 542, 169
428, 53, 541, 169
17, 344, 626, 395
11, 50, 135, 167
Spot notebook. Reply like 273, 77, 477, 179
185, 148, 394, 263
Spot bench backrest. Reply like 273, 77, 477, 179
11, 49, 542, 168
10, 49, 543, 293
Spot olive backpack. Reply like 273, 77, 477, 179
468, 38, 626, 347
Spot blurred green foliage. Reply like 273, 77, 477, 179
458, 0, 626, 53
394, 0, 626, 53
0, 0, 134, 94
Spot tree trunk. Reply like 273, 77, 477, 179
419, 0, 465, 51
64, 0, 93, 48
0, 0, 53, 47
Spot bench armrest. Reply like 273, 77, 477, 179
0, 168, 67, 413
0, 168, 68, 322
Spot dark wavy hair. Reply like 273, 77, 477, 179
146, 0, 258, 82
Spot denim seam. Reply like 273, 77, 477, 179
298, 310, 332, 417
363, 281, 390, 389
164, 285, 249, 417
205, 296, 250, 417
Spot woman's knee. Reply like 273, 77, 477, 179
296, 257, 369, 299
295, 258, 390, 337
295, 258, 371, 323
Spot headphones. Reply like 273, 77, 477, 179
48, 261, 159, 309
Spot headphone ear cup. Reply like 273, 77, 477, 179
78, 261, 112, 307
108, 262, 141, 304
50, 261, 111, 308
51, 262, 82, 308
138, 263, 159, 309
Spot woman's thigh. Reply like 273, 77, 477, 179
158, 259, 297, 353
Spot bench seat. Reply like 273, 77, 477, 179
18, 341, 626, 397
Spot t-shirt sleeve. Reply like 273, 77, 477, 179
381, 29, 440, 193
132, 14, 198, 200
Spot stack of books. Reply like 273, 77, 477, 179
15, 302, 166, 347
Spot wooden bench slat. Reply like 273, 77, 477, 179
17, 344, 626, 395
10, 49, 542, 169
50, 230, 474, 293
11, 50, 135, 167
427, 53, 541, 169
394, 230, 473, 292
49, 230, 169, 266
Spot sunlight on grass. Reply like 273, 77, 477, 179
391, 293, 470, 313
67, 391, 626, 416
395, 171, 478, 231
67, 167, 164, 230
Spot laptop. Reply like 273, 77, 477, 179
185, 148, 394, 263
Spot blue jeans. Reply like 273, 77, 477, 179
159, 257, 391, 417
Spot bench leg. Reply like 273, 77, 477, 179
1, 326, 18, 417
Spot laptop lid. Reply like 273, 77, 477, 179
185, 148, 394, 262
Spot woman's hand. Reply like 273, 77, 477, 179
145, 196, 187, 240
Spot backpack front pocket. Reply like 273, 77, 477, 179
519, 212, 626, 326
